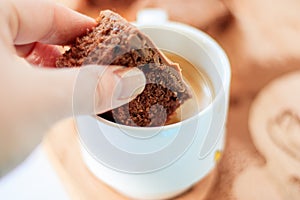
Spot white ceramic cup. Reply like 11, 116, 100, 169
76, 10, 231, 200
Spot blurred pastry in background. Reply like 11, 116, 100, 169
238, 71, 300, 200
54, 0, 231, 31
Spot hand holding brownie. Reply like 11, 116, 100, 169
0, 0, 145, 176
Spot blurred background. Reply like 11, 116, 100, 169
1, 0, 300, 199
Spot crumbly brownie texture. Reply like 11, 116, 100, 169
56, 10, 191, 127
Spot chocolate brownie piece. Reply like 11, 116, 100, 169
56, 10, 191, 127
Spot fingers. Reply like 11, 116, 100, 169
0, 0, 148, 123
7, 0, 96, 45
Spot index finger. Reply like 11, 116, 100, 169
4, 0, 96, 45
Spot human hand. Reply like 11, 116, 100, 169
0, 0, 145, 176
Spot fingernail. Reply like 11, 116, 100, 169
114, 67, 146, 100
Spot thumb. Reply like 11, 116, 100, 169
71, 65, 146, 116
32, 65, 146, 121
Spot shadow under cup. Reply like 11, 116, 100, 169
76, 23, 230, 200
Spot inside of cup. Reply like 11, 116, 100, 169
97, 24, 229, 130
139, 25, 228, 100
